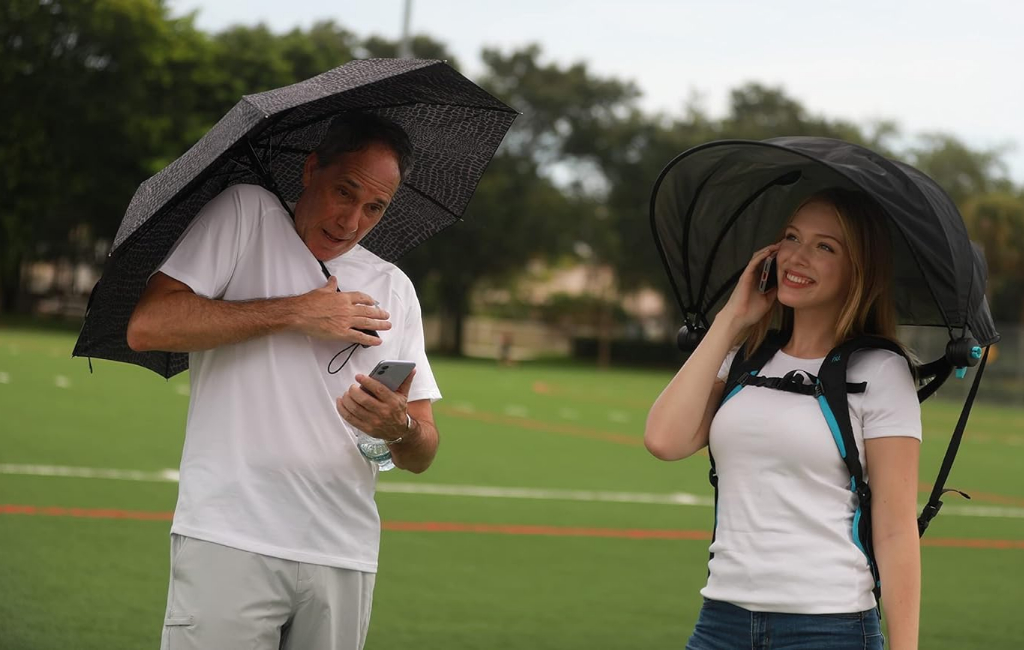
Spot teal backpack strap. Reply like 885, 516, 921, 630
815, 335, 911, 604
708, 331, 786, 570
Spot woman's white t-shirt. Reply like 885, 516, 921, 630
701, 347, 921, 613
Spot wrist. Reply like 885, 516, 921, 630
282, 294, 308, 332
385, 413, 414, 446
708, 316, 745, 346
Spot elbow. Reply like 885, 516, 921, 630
126, 312, 157, 352
644, 432, 685, 461
395, 457, 431, 474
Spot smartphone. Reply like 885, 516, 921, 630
354, 327, 380, 349
364, 360, 416, 393
758, 255, 778, 293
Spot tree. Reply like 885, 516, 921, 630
280, 21, 358, 82
399, 45, 642, 356
962, 193, 1024, 323
0, 0, 214, 311
360, 33, 458, 68
399, 148, 578, 355
908, 134, 1013, 207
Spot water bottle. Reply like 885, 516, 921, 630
356, 432, 395, 471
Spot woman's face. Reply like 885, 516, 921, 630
775, 200, 854, 316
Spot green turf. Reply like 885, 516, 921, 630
1, 325, 1022, 649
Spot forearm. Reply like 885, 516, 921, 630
128, 289, 304, 352
644, 317, 738, 460
389, 416, 439, 474
875, 524, 921, 650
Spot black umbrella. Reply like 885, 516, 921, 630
650, 136, 998, 348
649, 136, 1000, 535
73, 58, 517, 377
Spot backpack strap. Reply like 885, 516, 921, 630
706, 332, 787, 572
741, 370, 867, 396
815, 335, 912, 603
721, 331, 788, 405
917, 346, 989, 535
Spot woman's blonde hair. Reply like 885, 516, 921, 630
743, 188, 904, 357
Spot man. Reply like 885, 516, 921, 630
127, 113, 441, 650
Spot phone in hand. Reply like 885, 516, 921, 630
758, 255, 778, 293
354, 328, 380, 349
363, 360, 416, 393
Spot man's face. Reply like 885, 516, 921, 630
293, 142, 402, 261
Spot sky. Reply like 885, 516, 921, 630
167, 0, 1024, 183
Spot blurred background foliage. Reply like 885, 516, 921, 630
3, 0, 1023, 354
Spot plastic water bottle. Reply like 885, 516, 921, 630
356, 432, 395, 472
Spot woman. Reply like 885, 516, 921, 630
645, 188, 921, 650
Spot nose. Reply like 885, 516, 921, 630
787, 243, 812, 268
336, 205, 360, 234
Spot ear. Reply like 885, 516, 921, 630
302, 153, 318, 188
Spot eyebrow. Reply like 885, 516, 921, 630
786, 225, 843, 245
341, 178, 390, 208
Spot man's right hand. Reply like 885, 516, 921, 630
296, 276, 391, 346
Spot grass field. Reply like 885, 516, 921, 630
1, 324, 1022, 649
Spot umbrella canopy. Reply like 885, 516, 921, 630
74, 58, 517, 377
650, 137, 999, 347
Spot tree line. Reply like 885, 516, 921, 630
3, 0, 1022, 354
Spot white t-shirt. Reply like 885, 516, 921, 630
159, 184, 441, 573
701, 346, 920, 613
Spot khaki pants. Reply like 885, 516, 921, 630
160, 534, 375, 650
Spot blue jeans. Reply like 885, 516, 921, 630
686, 598, 884, 650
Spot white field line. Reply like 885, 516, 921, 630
377, 482, 714, 506
0, 464, 180, 482
1, 464, 1023, 519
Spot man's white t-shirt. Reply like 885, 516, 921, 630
702, 347, 921, 613
158, 184, 441, 573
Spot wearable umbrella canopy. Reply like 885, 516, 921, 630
73, 58, 518, 377
650, 137, 999, 347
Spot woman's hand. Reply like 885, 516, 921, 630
716, 243, 780, 333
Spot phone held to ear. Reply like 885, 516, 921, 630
758, 255, 778, 294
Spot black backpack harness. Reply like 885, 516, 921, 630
711, 330, 988, 603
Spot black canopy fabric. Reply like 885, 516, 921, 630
650, 137, 999, 347
73, 58, 517, 377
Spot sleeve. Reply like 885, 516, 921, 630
861, 352, 922, 441
396, 279, 442, 404
716, 347, 741, 383
157, 186, 257, 299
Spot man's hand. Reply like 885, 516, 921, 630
297, 276, 392, 346
336, 369, 416, 442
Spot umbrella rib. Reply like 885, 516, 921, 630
648, 155, 699, 325
694, 172, 797, 313
680, 172, 715, 309
402, 182, 461, 220
705, 267, 745, 314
